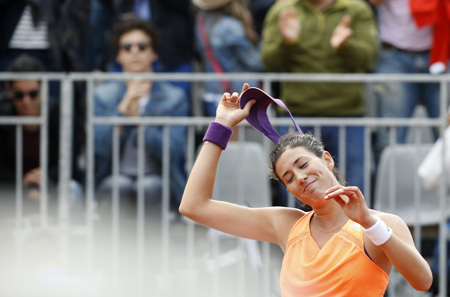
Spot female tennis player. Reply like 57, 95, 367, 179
179, 83, 432, 296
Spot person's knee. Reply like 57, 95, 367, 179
140, 175, 162, 205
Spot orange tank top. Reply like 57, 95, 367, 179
280, 211, 389, 297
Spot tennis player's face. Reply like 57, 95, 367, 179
276, 147, 337, 206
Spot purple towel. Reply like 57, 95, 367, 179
240, 87, 302, 143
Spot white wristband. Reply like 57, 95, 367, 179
363, 217, 393, 246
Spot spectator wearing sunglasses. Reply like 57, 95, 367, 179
0, 54, 84, 222
94, 17, 189, 217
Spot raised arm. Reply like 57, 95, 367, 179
179, 84, 301, 246
324, 185, 433, 291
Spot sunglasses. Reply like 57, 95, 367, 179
12, 89, 40, 101
120, 42, 149, 52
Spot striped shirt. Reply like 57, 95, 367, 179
378, 0, 432, 52
9, 5, 49, 49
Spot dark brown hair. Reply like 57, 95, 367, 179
6, 54, 44, 87
269, 132, 346, 185
112, 16, 160, 57
205, 0, 259, 45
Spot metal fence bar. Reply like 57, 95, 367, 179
0, 72, 448, 297
89, 115, 441, 128
0, 116, 41, 125
185, 125, 197, 297
137, 124, 145, 297
86, 77, 95, 272
15, 125, 23, 230
388, 128, 397, 213
438, 79, 449, 297
161, 126, 171, 276
364, 127, 372, 206
40, 78, 49, 227
338, 125, 346, 181
58, 77, 73, 227
3, 72, 450, 83
112, 125, 120, 294
413, 128, 423, 255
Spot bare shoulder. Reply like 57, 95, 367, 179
368, 209, 412, 239
369, 209, 407, 226
267, 207, 306, 252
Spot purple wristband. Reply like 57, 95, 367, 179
203, 122, 233, 150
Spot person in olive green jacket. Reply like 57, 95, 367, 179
261, 0, 377, 204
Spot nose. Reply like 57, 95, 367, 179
295, 170, 307, 185
22, 94, 35, 101
130, 46, 140, 54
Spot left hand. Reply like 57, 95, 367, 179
324, 185, 376, 228
278, 7, 301, 43
330, 15, 353, 49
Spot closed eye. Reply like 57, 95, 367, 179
300, 161, 308, 169
287, 175, 293, 184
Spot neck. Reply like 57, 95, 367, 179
24, 124, 40, 132
309, 0, 335, 11
312, 200, 347, 226
312, 209, 348, 234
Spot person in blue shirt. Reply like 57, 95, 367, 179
193, 0, 264, 116
94, 17, 189, 214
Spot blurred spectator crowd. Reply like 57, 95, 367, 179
0, 0, 448, 221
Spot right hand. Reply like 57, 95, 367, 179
215, 83, 255, 128
278, 7, 301, 43
23, 168, 41, 187
118, 81, 151, 116
23, 168, 41, 200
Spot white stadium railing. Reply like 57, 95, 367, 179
0, 72, 448, 297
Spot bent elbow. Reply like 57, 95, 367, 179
179, 198, 199, 221
412, 272, 433, 292
178, 200, 192, 218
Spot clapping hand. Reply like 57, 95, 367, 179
330, 15, 353, 49
118, 81, 151, 116
278, 7, 301, 43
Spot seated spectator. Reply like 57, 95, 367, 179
0, 54, 83, 222
85, 0, 195, 105
94, 18, 189, 214
192, 0, 264, 116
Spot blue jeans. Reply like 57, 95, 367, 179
277, 124, 365, 206
373, 47, 440, 160
97, 174, 162, 210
